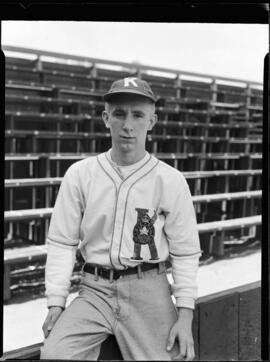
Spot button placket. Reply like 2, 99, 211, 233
110, 184, 128, 267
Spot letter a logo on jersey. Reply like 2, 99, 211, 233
124, 77, 138, 87
131, 208, 159, 261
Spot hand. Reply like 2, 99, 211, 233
167, 308, 195, 361
42, 306, 63, 338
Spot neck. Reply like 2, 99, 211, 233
110, 148, 147, 166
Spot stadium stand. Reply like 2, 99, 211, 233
4, 45, 262, 302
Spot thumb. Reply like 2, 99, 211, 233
167, 327, 177, 351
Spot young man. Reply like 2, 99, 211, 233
40, 77, 201, 361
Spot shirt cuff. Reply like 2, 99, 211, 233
47, 295, 66, 309
175, 296, 195, 310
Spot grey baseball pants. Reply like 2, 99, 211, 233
40, 263, 179, 360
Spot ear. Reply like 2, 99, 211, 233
147, 113, 157, 131
102, 110, 110, 129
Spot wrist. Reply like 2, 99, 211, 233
177, 307, 193, 320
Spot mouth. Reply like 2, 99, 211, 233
120, 135, 135, 140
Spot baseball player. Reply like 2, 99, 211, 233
40, 77, 201, 360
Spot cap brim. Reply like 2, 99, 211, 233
103, 89, 156, 102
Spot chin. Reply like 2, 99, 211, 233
119, 144, 134, 152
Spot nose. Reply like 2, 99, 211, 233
122, 116, 134, 132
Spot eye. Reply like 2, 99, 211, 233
113, 111, 124, 117
134, 113, 144, 118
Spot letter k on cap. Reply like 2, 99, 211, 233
103, 77, 156, 102
124, 77, 138, 87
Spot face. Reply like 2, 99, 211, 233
102, 94, 157, 157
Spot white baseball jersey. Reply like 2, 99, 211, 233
45, 150, 201, 309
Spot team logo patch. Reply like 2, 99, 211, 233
131, 208, 159, 261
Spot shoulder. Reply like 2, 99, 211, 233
64, 155, 98, 180
154, 158, 187, 186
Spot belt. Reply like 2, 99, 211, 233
83, 262, 160, 280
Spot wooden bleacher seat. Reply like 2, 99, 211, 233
5, 208, 53, 222
5, 153, 263, 163
197, 215, 261, 233
192, 190, 261, 203
4, 171, 262, 188
5, 108, 260, 132
5, 244, 47, 265
4, 190, 262, 215
5, 129, 111, 139
156, 119, 260, 129
6, 82, 54, 93
184, 169, 262, 178
59, 87, 104, 98
5, 129, 261, 144
4, 153, 263, 181
197, 215, 261, 257
5, 94, 104, 107
5, 177, 63, 188
210, 101, 243, 109
5, 110, 98, 122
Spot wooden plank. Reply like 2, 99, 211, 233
4, 208, 53, 221
5, 178, 62, 188
2, 342, 42, 359
184, 169, 262, 178
4, 245, 47, 264
5, 82, 53, 92
192, 190, 261, 203
211, 101, 242, 108
199, 293, 239, 360
197, 215, 261, 233
5, 130, 111, 139
4, 209, 262, 231
5, 153, 262, 164
4, 128, 261, 143
197, 281, 261, 305
239, 287, 261, 360
6, 110, 96, 121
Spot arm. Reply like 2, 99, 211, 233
43, 164, 84, 337
164, 176, 201, 360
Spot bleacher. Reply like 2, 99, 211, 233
4, 45, 262, 302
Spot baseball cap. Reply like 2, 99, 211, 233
103, 77, 156, 103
